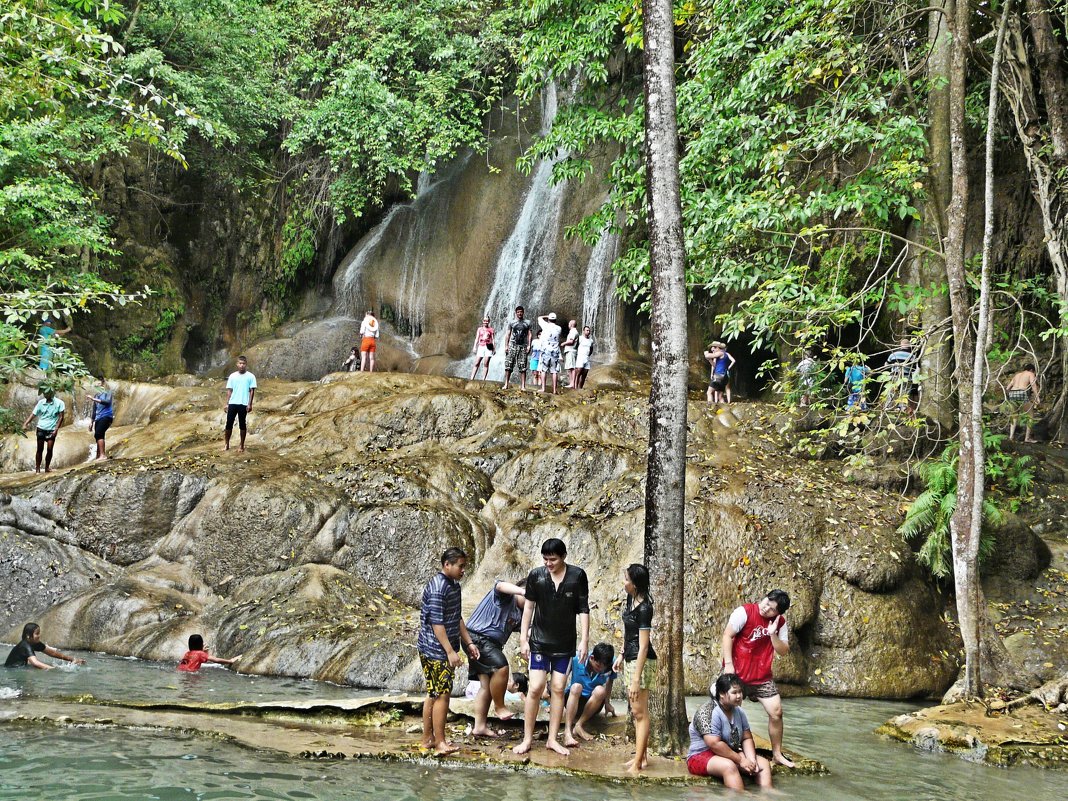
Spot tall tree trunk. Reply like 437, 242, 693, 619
914, 1, 956, 429
641, 0, 689, 754
945, 0, 1017, 701
1000, 2, 1068, 438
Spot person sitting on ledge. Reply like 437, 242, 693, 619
4, 623, 85, 670
687, 672, 773, 790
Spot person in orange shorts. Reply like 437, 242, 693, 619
359, 309, 380, 372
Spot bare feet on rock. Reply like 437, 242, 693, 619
546, 739, 570, 756
574, 725, 595, 742
562, 733, 580, 748
494, 707, 514, 721
435, 742, 460, 755
472, 727, 505, 738
772, 751, 795, 768
512, 740, 532, 755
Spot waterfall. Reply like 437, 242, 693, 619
479, 84, 567, 327
579, 228, 621, 361
333, 155, 470, 335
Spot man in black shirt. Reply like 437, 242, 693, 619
4, 622, 85, 669
502, 306, 533, 390
512, 538, 590, 757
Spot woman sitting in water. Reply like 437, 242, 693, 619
178, 634, 241, 672
687, 673, 773, 790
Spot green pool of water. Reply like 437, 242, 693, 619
2, 652, 1066, 800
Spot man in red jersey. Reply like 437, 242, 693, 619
720, 589, 794, 767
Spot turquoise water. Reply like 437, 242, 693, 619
0, 648, 379, 705
2, 653, 1066, 800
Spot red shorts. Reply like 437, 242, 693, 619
687, 751, 715, 775
360, 337, 377, 353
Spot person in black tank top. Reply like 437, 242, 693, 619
619, 563, 657, 774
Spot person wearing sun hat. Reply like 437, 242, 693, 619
537, 312, 563, 394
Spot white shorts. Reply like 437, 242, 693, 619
476, 345, 494, 359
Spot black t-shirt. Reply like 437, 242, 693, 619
4, 639, 45, 668
622, 596, 658, 662
525, 564, 590, 657
508, 319, 532, 348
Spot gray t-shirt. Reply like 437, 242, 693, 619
687, 700, 750, 757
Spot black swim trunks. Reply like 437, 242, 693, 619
467, 632, 509, 677
225, 403, 248, 432
35, 427, 57, 443
93, 417, 112, 440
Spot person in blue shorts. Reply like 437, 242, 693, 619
512, 538, 590, 757
86, 382, 114, 460
564, 642, 616, 744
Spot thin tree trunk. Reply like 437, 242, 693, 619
915, 2, 956, 429
641, 0, 689, 754
943, 0, 982, 698
945, 0, 1016, 701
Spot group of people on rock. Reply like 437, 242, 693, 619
21, 383, 115, 473
417, 538, 794, 788
472, 306, 596, 393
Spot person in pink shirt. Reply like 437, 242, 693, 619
470, 316, 496, 380
177, 634, 241, 672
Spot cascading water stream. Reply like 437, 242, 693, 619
579, 228, 621, 362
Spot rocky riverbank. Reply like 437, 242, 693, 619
0, 370, 1050, 697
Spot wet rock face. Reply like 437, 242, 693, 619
0, 376, 971, 697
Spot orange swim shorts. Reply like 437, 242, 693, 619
360, 337, 377, 353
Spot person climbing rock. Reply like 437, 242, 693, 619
38, 313, 72, 371
224, 356, 256, 452
23, 384, 65, 473
537, 312, 563, 394
1006, 364, 1040, 442
720, 589, 794, 768
417, 547, 479, 755
502, 306, 532, 390
513, 538, 590, 757
465, 578, 526, 736
359, 310, 380, 372
4, 623, 85, 669
341, 347, 358, 372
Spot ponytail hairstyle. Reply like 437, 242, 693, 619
626, 563, 651, 602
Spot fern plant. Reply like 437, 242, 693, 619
898, 443, 1004, 578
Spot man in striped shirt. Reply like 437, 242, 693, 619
418, 547, 480, 754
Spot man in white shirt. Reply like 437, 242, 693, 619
537, 312, 563, 395
224, 356, 257, 452
359, 310, 380, 372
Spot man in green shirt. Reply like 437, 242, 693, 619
23, 386, 65, 473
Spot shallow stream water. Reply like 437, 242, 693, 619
2, 652, 1065, 800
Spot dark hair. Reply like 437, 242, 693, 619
516, 577, 527, 588
626, 563, 651, 599
1023, 363, 1036, 372
541, 538, 567, 557
22, 622, 40, 640
188, 634, 204, 651
237, 355, 247, 362
513, 672, 529, 695
714, 672, 743, 701
591, 642, 615, 667
441, 547, 467, 565
515, 305, 525, 312
766, 589, 791, 614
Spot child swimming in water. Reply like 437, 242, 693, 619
177, 634, 241, 672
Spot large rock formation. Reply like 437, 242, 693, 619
0, 373, 962, 697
